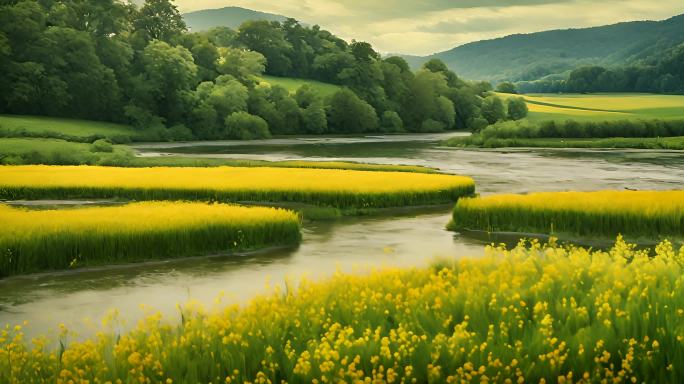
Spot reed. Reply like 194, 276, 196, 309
0, 165, 476, 209
450, 190, 684, 238
2, 238, 683, 382
0, 202, 301, 276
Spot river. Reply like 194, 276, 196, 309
2, 133, 683, 338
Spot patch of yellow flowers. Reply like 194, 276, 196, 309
0, 165, 476, 209
452, 190, 684, 238
0, 202, 301, 276
2, 237, 683, 383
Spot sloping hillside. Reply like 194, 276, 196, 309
410, 14, 684, 82
183, 6, 289, 31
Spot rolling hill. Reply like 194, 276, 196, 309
405, 14, 684, 83
183, 6, 289, 31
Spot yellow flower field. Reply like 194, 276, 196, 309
0, 202, 301, 276
451, 190, 684, 238
0, 165, 475, 209
2, 238, 683, 383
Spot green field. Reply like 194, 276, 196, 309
451, 136, 684, 150
0, 138, 135, 165
260, 76, 343, 98
0, 137, 439, 172
0, 115, 140, 141
518, 93, 684, 122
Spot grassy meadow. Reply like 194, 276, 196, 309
130, 157, 438, 173
0, 137, 439, 173
260, 76, 343, 98
0, 115, 141, 142
0, 202, 301, 276
0, 138, 135, 166
450, 190, 684, 239
519, 93, 684, 122
455, 136, 684, 150
2, 238, 683, 383
0, 165, 475, 209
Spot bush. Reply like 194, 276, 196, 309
380, 111, 404, 133
224, 112, 271, 140
91, 139, 114, 153
168, 124, 195, 141
419, 119, 445, 132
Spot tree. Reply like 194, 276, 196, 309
507, 97, 528, 120
327, 89, 378, 133
295, 85, 318, 108
496, 82, 517, 94
216, 47, 265, 83
236, 20, 292, 76
133, 0, 186, 43
380, 111, 404, 133
138, 40, 198, 123
223, 111, 271, 140
481, 95, 507, 124
302, 102, 327, 134
403, 70, 452, 130
205, 76, 249, 117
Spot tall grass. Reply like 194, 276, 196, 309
0, 202, 301, 277
2, 238, 683, 382
451, 190, 684, 238
0, 165, 475, 209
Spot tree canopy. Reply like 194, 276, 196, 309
0, 0, 519, 140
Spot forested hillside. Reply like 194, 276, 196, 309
183, 7, 288, 32
516, 43, 684, 94
412, 14, 684, 83
0, 0, 522, 140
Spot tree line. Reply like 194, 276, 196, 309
515, 44, 684, 94
0, 0, 526, 140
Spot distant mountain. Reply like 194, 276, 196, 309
183, 6, 289, 32
405, 14, 684, 83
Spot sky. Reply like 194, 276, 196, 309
174, 0, 684, 56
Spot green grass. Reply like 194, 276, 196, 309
260, 76, 343, 98
0, 138, 135, 165
0, 115, 140, 142
449, 136, 684, 150
0, 202, 301, 277
450, 191, 684, 240
0, 138, 438, 172
513, 93, 684, 122
3, 238, 683, 382
131, 156, 438, 173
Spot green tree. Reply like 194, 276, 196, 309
481, 95, 507, 124
302, 102, 327, 134
237, 20, 292, 76
138, 40, 198, 123
496, 82, 517, 94
507, 97, 528, 120
133, 0, 186, 43
216, 47, 265, 83
380, 111, 404, 133
224, 111, 271, 140
327, 89, 378, 133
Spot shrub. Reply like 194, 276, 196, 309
224, 112, 271, 140
91, 139, 114, 153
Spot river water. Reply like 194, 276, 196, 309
2, 133, 683, 338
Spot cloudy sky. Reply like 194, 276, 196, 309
174, 0, 684, 55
